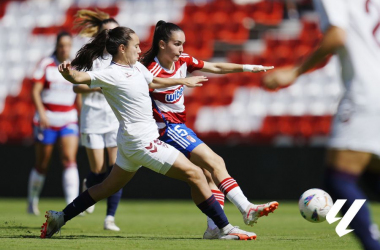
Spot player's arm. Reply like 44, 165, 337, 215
149, 76, 208, 89
32, 82, 49, 129
263, 25, 346, 89
58, 61, 91, 85
73, 84, 102, 94
200, 62, 274, 74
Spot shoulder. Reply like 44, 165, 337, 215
179, 53, 200, 65
36, 56, 55, 69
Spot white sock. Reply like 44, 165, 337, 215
105, 215, 115, 222
28, 168, 46, 205
218, 177, 251, 213
207, 190, 225, 230
62, 163, 79, 204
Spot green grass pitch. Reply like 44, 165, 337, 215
1, 198, 379, 249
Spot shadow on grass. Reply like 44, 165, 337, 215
0, 235, 201, 240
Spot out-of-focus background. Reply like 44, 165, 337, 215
0, 0, 372, 201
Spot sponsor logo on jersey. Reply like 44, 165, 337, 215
165, 86, 184, 103
186, 135, 196, 143
192, 57, 198, 64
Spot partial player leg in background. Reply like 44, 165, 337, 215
28, 142, 54, 215
325, 149, 380, 250
59, 134, 79, 204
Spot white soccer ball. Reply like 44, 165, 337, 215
298, 188, 333, 223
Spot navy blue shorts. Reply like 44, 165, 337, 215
34, 123, 79, 144
159, 123, 203, 158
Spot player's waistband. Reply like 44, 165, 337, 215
44, 103, 75, 112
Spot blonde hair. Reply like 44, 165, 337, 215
73, 9, 117, 37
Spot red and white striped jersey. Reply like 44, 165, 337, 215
147, 53, 204, 126
32, 56, 77, 129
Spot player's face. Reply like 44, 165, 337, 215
124, 33, 141, 65
56, 36, 72, 62
163, 30, 185, 62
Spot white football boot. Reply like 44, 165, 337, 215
219, 226, 256, 240
40, 210, 65, 238
243, 201, 279, 226
104, 217, 120, 231
203, 227, 220, 239
82, 179, 95, 214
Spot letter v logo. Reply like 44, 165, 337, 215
326, 199, 366, 237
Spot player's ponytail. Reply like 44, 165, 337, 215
141, 20, 182, 67
71, 27, 135, 71
74, 9, 119, 37
71, 29, 110, 71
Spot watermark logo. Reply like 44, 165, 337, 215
326, 199, 366, 237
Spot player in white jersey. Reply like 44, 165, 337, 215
28, 32, 81, 216
141, 20, 278, 239
72, 9, 122, 231
263, 1, 380, 249
40, 26, 257, 241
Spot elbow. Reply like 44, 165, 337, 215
326, 26, 347, 51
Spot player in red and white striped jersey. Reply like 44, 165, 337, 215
28, 32, 81, 216
142, 21, 278, 239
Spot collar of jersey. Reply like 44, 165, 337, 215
154, 57, 175, 73
111, 61, 134, 69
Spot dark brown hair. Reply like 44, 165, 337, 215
141, 20, 182, 67
71, 26, 135, 71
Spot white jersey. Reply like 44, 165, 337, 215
88, 61, 158, 152
80, 53, 119, 134
315, 0, 380, 113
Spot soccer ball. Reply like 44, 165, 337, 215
298, 188, 333, 223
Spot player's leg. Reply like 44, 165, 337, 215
325, 110, 380, 250
27, 127, 56, 215
325, 149, 380, 250
59, 130, 80, 204
104, 142, 122, 231
40, 164, 136, 238
140, 139, 256, 240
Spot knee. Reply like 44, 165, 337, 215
185, 166, 205, 185
34, 165, 48, 175
207, 154, 226, 174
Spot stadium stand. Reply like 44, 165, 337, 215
0, 0, 343, 144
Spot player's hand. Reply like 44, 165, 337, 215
58, 61, 73, 77
262, 67, 298, 89
183, 76, 208, 88
252, 65, 274, 73
39, 113, 49, 129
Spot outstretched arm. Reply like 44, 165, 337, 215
149, 76, 208, 89
200, 62, 274, 74
263, 25, 346, 89
58, 61, 91, 85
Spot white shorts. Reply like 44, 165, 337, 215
116, 139, 179, 175
328, 103, 380, 156
81, 130, 117, 149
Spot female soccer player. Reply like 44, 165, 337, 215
72, 9, 122, 231
28, 32, 80, 215
40, 26, 257, 240
263, 0, 380, 249
141, 21, 278, 239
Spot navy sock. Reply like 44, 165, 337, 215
86, 171, 107, 188
63, 190, 96, 222
197, 195, 229, 229
106, 165, 122, 217
325, 168, 380, 250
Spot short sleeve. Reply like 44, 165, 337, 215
313, 0, 349, 32
87, 68, 116, 89
136, 62, 154, 84
181, 54, 204, 73
32, 58, 50, 83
